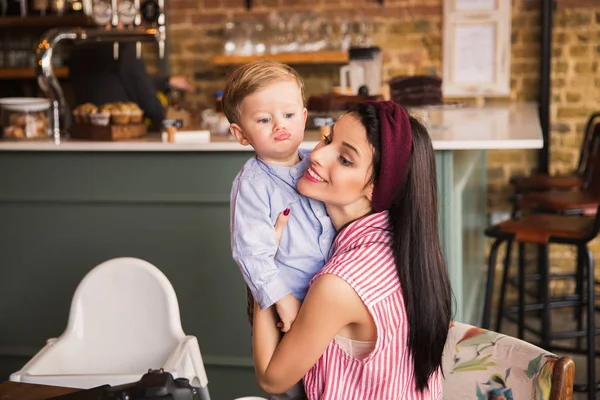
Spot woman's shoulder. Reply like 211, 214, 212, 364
316, 217, 399, 306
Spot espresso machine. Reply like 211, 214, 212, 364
36, 0, 167, 144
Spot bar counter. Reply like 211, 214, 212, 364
0, 102, 542, 152
0, 102, 542, 399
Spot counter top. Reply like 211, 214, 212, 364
0, 102, 543, 152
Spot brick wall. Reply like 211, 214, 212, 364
166, 0, 600, 281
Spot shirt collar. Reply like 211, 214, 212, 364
256, 150, 309, 182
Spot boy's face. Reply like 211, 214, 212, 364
229, 80, 307, 165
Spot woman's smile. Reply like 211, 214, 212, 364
305, 166, 326, 183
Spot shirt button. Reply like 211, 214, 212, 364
292, 167, 298, 174
316, 210, 322, 217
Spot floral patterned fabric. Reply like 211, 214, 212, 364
442, 321, 559, 400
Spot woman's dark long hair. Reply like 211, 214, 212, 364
352, 103, 453, 391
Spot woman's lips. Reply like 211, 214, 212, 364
304, 166, 326, 183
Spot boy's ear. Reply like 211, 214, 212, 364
229, 123, 249, 146
302, 107, 307, 125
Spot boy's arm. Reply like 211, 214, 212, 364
231, 178, 291, 310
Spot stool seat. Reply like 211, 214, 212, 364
510, 174, 582, 192
518, 191, 600, 215
489, 214, 595, 244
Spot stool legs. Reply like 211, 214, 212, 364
518, 242, 526, 339
576, 246, 585, 351
483, 238, 504, 329
584, 245, 596, 399
496, 239, 513, 332
539, 245, 551, 349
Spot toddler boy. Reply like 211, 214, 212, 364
225, 59, 334, 333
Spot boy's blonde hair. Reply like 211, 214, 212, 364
222, 59, 305, 125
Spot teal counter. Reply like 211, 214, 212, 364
0, 148, 487, 399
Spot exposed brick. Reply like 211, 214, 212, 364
553, 61, 569, 73
565, 92, 582, 102
553, 77, 566, 88
512, 61, 540, 74
553, 32, 570, 44
520, 29, 541, 43
170, 0, 200, 10
569, 44, 590, 57
204, 0, 221, 9
521, 0, 541, 11
557, 106, 594, 118
168, 28, 200, 42
512, 44, 540, 59
557, 0, 600, 9
280, 0, 318, 5
168, 11, 190, 24
556, 10, 593, 27
574, 61, 597, 74
552, 122, 571, 133
190, 12, 228, 24
253, 0, 280, 6
222, 0, 246, 7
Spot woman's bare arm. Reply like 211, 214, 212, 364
252, 273, 367, 394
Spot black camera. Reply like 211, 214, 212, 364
50, 369, 209, 400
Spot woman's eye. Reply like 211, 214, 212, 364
339, 156, 352, 166
323, 135, 331, 145
285, 113, 294, 119
258, 118, 270, 124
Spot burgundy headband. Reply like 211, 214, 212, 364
364, 101, 412, 212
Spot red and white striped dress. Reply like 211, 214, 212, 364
303, 211, 443, 400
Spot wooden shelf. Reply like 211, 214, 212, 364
211, 51, 349, 66
0, 14, 96, 29
0, 66, 69, 79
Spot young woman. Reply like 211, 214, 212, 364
253, 101, 453, 399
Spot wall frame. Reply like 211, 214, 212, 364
442, 0, 512, 98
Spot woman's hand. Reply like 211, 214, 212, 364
274, 207, 291, 246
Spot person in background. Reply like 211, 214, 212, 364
67, 42, 192, 127
253, 101, 453, 399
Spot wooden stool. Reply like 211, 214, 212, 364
483, 212, 598, 398
483, 124, 600, 399
510, 112, 600, 201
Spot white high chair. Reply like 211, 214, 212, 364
10, 257, 210, 399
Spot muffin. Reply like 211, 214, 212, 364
109, 102, 130, 124
124, 102, 144, 123
73, 103, 98, 124
90, 111, 111, 126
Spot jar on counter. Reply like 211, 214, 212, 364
0, 98, 51, 140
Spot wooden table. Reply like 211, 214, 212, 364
0, 381, 80, 399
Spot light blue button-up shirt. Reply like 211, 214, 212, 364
230, 150, 335, 310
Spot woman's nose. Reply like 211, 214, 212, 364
310, 144, 328, 165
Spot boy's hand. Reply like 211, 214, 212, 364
275, 293, 301, 333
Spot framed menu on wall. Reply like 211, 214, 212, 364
442, 0, 511, 97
